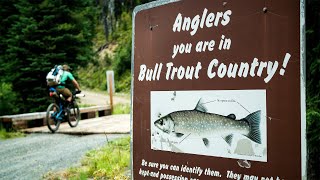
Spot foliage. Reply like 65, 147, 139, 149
0, 82, 19, 115
306, 93, 320, 153
113, 103, 131, 114
78, 62, 110, 90
0, 0, 97, 114
306, 0, 320, 178
0, 126, 25, 140
116, 70, 132, 92
78, 10, 133, 92
78, 1, 154, 93
43, 136, 130, 180
112, 12, 132, 92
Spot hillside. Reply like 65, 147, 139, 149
77, 1, 153, 93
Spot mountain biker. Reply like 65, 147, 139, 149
55, 64, 81, 106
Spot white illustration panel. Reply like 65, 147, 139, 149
151, 90, 267, 162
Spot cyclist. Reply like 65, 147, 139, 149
56, 64, 81, 106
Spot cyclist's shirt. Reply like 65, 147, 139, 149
57, 71, 74, 88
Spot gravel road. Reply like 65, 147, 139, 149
0, 133, 127, 180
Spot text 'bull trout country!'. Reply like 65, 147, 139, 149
137, 53, 291, 83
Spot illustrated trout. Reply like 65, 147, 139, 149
154, 99, 261, 145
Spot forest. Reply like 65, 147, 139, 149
0, 0, 319, 178
0, 0, 152, 114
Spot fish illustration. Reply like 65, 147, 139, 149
154, 98, 261, 146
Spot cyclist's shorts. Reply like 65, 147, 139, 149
56, 87, 72, 99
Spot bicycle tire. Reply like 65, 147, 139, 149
46, 103, 61, 133
67, 102, 80, 127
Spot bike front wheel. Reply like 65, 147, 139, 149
67, 102, 80, 127
46, 103, 61, 133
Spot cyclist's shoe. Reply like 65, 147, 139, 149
74, 90, 81, 94
63, 105, 71, 113
65, 102, 74, 111
65, 101, 72, 108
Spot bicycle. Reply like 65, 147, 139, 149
46, 87, 82, 133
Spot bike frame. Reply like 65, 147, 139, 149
49, 87, 66, 121
47, 87, 81, 132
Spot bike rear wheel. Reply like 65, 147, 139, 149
46, 103, 61, 133
67, 102, 80, 127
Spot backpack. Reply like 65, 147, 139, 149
46, 65, 64, 86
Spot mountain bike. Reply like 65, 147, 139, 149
46, 88, 82, 133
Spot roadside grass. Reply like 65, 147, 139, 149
78, 101, 131, 114
78, 104, 94, 108
113, 103, 131, 114
43, 136, 131, 180
0, 127, 25, 140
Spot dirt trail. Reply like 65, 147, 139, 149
78, 90, 130, 106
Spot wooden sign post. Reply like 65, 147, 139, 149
106, 70, 114, 113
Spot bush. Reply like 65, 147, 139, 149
113, 103, 131, 114
43, 136, 131, 179
0, 127, 25, 140
306, 99, 320, 179
78, 11, 132, 92
0, 82, 18, 115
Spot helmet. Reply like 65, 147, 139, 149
62, 64, 72, 71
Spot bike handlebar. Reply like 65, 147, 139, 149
75, 93, 85, 97
49, 88, 84, 98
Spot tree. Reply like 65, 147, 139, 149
0, 0, 97, 113
306, 0, 320, 178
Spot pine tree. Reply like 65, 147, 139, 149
0, 0, 97, 113
306, 0, 320, 178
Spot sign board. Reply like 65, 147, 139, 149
131, 0, 306, 179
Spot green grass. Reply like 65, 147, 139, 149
0, 128, 25, 140
78, 104, 94, 108
113, 103, 131, 114
43, 136, 131, 180
113, 92, 130, 99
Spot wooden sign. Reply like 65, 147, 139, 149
131, 0, 306, 179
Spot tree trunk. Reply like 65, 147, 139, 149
102, 0, 109, 40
